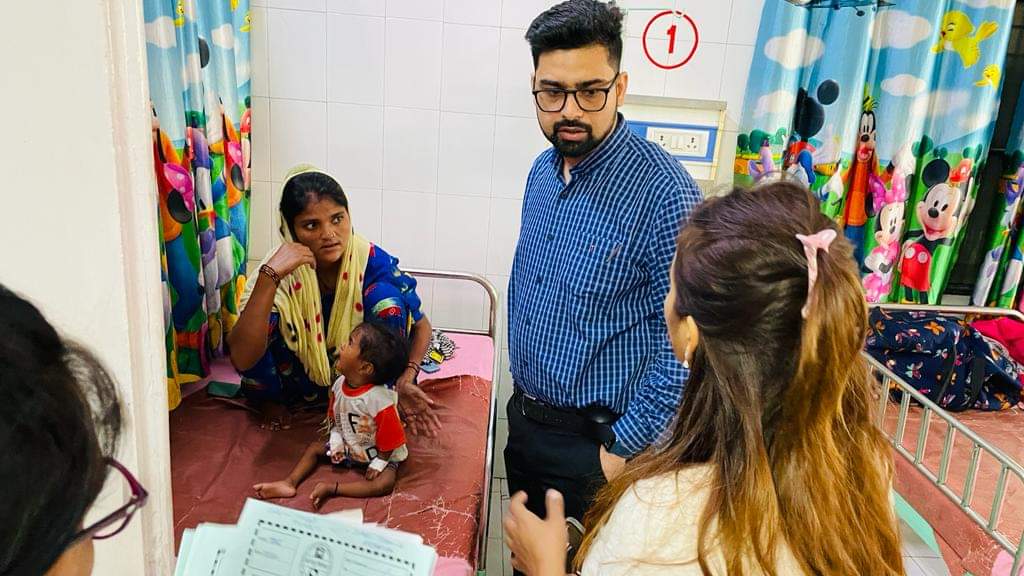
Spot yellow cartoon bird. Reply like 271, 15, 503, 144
174, 0, 185, 27
240, 10, 251, 33
231, 0, 238, 10
975, 63, 1001, 88
933, 11, 999, 69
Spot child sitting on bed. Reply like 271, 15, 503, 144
253, 322, 409, 509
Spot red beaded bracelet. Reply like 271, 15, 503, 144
259, 264, 281, 286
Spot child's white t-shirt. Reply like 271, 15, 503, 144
327, 378, 408, 464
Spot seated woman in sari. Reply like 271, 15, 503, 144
228, 164, 439, 434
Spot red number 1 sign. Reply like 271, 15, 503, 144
642, 10, 699, 70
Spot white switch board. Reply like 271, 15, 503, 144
620, 94, 726, 193
647, 126, 709, 157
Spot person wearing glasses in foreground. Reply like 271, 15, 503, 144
0, 284, 147, 575
505, 0, 701, 554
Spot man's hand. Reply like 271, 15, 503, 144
503, 491, 569, 576
599, 445, 626, 481
397, 375, 441, 437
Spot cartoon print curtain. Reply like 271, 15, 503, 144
735, 0, 1014, 305
974, 86, 1024, 309
144, 0, 252, 409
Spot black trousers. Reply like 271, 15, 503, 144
503, 391, 606, 573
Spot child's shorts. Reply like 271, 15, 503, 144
324, 442, 401, 471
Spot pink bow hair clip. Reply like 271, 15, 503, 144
795, 229, 838, 319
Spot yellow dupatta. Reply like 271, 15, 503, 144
240, 164, 370, 387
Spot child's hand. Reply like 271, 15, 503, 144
331, 450, 344, 465
365, 457, 388, 481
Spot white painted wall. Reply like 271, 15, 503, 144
0, 1, 173, 574
248, 0, 762, 408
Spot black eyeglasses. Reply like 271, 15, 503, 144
73, 458, 149, 541
532, 73, 620, 113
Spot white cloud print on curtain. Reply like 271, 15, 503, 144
736, 0, 1015, 305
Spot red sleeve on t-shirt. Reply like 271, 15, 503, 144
373, 404, 406, 452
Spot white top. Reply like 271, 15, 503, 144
581, 464, 804, 576
327, 378, 408, 464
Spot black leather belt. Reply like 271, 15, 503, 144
513, 389, 619, 450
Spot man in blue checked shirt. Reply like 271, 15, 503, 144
504, 0, 702, 535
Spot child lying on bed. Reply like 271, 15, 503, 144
253, 322, 409, 509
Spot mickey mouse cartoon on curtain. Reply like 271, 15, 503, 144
841, 91, 880, 264
899, 158, 965, 304
783, 79, 840, 189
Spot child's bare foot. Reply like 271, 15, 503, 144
310, 482, 337, 510
253, 480, 297, 499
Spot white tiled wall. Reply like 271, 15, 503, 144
617, 0, 763, 191
248, 0, 763, 399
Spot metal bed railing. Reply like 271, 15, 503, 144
405, 269, 501, 575
867, 304, 1024, 574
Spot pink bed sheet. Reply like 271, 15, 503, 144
419, 333, 495, 384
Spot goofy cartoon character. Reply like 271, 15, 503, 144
842, 91, 880, 263
899, 159, 963, 304
783, 79, 840, 189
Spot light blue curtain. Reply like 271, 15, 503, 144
736, 0, 1015, 305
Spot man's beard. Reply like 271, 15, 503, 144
545, 119, 605, 158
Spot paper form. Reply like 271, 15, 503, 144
175, 499, 436, 576
237, 499, 436, 576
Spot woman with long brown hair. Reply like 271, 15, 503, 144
503, 181, 903, 575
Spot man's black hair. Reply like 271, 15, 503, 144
525, 1, 624, 70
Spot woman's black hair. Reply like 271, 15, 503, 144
525, 0, 624, 69
280, 172, 349, 237
0, 284, 122, 575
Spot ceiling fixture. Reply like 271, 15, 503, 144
783, 0, 895, 17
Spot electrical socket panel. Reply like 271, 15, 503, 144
647, 127, 709, 158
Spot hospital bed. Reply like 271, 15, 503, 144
867, 304, 1024, 576
170, 269, 501, 573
